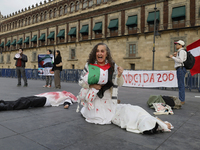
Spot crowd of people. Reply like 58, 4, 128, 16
14, 49, 62, 89
11, 40, 189, 134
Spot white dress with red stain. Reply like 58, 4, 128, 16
81, 89, 117, 125
36, 91, 77, 106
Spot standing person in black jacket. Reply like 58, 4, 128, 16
52, 50, 62, 89
14, 48, 28, 87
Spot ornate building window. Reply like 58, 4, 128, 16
64, 5, 68, 14
83, 0, 87, 9
0, 55, 4, 63
25, 18, 27, 26
32, 52, 37, 62
54, 8, 57, 18
130, 64, 135, 70
97, 0, 101, 5
93, 22, 102, 38
126, 15, 138, 34
71, 49, 76, 59
32, 16, 35, 24
49, 10, 52, 19
103, 0, 107, 2
21, 19, 23, 27
41, 13, 43, 21
89, 0, 93, 7
44, 11, 47, 20
76, 1, 79, 11
70, 3, 75, 12
129, 44, 136, 57
108, 19, 118, 36
36, 14, 38, 23
147, 11, 160, 32
28, 17, 31, 25
59, 6, 63, 16
7, 54, 10, 63
125, 42, 138, 59
15, 21, 17, 28
12, 22, 14, 29
171, 6, 186, 29
18, 20, 20, 27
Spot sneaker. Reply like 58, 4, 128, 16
24, 83, 28, 87
43, 85, 47, 88
47, 85, 51, 88
17, 84, 21, 87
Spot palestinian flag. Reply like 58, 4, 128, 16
88, 63, 110, 85
38, 54, 54, 68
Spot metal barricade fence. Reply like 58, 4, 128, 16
0, 68, 199, 92
185, 71, 200, 92
0, 68, 82, 82
1, 69, 6, 77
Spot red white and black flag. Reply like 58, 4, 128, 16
186, 39, 200, 76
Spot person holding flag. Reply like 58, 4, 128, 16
77, 43, 124, 124
169, 40, 187, 105
78, 58, 111, 110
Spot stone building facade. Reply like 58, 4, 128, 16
0, 0, 200, 70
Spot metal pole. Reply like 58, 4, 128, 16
152, 0, 157, 70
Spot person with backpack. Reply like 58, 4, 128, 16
169, 40, 187, 105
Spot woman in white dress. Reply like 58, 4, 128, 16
78, 43, 173, 134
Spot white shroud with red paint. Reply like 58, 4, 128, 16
186, 39, 200, 76
36, 91, 77, 106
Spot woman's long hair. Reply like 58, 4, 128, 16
87, 43, 115, 71
56, 50, 61, 58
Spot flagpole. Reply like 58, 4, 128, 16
152, 0, 157, 70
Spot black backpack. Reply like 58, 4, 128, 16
179, 50, 195, 69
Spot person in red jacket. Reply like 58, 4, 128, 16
14, 48, 28, 87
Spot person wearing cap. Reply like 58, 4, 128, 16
169, 40, 187, 105
14, 48, 28, 87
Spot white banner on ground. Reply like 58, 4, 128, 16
122, 70, 178, 87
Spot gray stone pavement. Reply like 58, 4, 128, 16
0, 77, 200, 150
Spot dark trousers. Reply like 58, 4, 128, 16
0, 96, 46, 111
16, 67, 27, 85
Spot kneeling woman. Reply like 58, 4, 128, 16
77, 43, 173, 134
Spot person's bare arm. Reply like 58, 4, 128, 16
89, 84, 102, 90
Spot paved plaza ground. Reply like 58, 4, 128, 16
0, 77, 199, 150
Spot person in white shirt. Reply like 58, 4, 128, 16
169, 40, 187, 105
